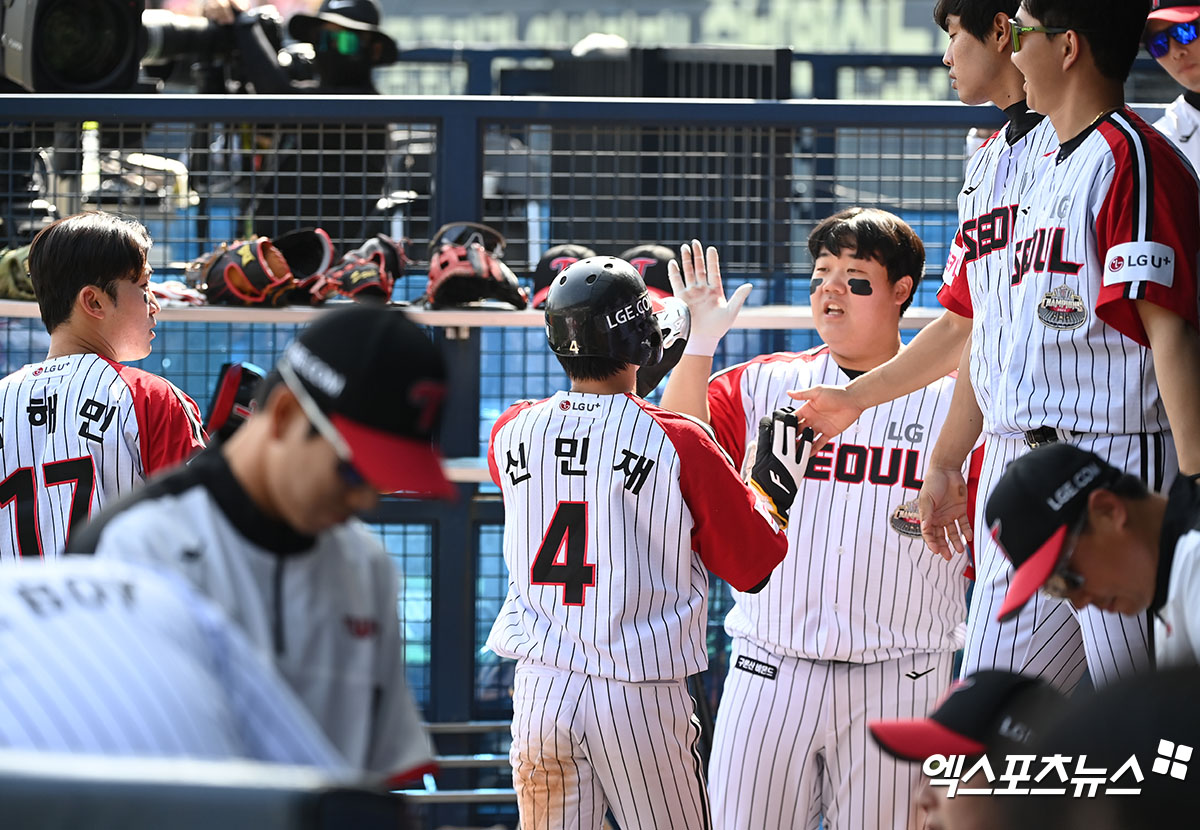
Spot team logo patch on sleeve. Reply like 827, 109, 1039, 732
1103, 242, 1175, 288
942, 241, 965, 286
735, 655, 779, 680
1037, 285, 1087, 330
889, 499, 923, 538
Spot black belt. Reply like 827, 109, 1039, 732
1024, 427, 1063, 449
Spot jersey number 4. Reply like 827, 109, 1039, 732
0, 457, 96, 557
531, 501, 595, 606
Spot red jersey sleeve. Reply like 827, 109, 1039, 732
640, 402, 787, 592
1095, 115, 1200, 347
937, 229, 974, 318
109, 361, 206, 476
488, 400, 536, 486
706, 363, 752, 465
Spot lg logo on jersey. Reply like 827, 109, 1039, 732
1108, 253, 1172, 272
30, 363, 68, 378
558, 400, 602, 414
885, 421, 925, 443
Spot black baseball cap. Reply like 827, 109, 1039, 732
279, 305, 453, 498
617, 244, 676, 299
1148, 1, 1200, 23
289, 0, 399, 64
869, 671, 1065, 762
530, 243, 597, 308
985, 444, 1123, 622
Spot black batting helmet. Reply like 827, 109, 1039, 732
544, 256, 663, 367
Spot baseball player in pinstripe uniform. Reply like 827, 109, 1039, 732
0, 557, 346, 771
789, 1, 1053, 514
661, 211, 977, 830
70, 305, 453, 785
487, 256, 804, 830
0, 213, 205, 559
921, 0, 1200, 691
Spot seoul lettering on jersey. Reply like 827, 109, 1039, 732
987, 108, 1200, 436
706, 346, 969, 662
959, 205, 1018, 267
1011, 227, 1084, 285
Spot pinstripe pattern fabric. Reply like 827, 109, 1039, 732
709, 348, 969, 661
709, 640, 952, 830
961, 432, 1174, 690
487, 390, 785, 682
510, 664, 711, 830
977, 108, 1200, 437
0, 558, 346, 770
0, 354, 203, 559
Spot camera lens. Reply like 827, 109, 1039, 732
35, 0, 138, 89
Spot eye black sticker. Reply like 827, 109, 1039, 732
848, 279, 873, 296
809, 277, 824, 295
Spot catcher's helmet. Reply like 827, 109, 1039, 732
545, 256, 663, 367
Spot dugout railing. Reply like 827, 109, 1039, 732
0, 95, 1166, 829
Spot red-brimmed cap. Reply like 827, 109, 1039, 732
983, 444, 1123, 622
332, 413, 455, 499
996, 524, 1070, 622
870, 671, 1065, 763
1149, 2, 1200, 23
868, 716, 987, 762
285, 305, 454, 500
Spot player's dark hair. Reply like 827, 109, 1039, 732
28, 212, 151, 334
1024, 0, 1149, 82
556, 354, 628, 383
933, 0, 1020, 39
807, 207, 925, 315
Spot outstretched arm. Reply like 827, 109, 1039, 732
788, 309, 970, 449
659, 239, 752, 423
918, 339, 983, 561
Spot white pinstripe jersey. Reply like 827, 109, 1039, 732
0, 558, 346, 771
708, 347, 970, 662
485, 390, 788, 682
943, 108, 1200, 436
939, 117, 1059, 427
0, 353, 205, 559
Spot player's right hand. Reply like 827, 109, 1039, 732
785, 384, 866, 452
749, 407, 814, 531
666, 239, 752, 354
918, 466, 972, 561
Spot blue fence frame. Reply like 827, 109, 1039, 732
0, 93, 1169, 827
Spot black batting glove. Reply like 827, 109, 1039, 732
749, 407, 814, 531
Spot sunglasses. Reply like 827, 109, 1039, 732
427, 222, 507, 260
1146, 21, 1199, 59
1009, 18, 1074, 53
1040, 514, 1088, 600
278, 360, 368, 489
317, 29, 362, 56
